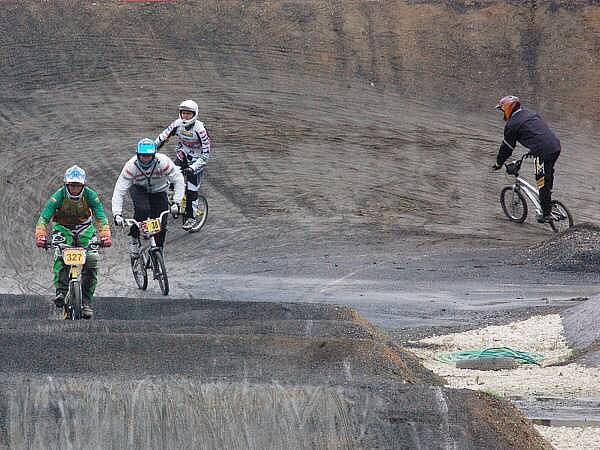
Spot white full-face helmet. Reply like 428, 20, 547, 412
178, 99, 199, 127
64, 165, 86, 201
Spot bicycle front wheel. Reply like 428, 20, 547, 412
500, 186, 527, 223
189, 195, 208, 233
131, 254, 148, 290
549, 200, 573, 233
67, 281, 82, 320
151, 250, 169, 296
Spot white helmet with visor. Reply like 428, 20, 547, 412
178, 99, 199, 127
64, 165, 86, 201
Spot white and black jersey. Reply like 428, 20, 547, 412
155, 119, 211, 171
111, 153, 185, 216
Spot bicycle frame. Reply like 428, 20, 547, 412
511, 176, 543, 215
504, 154, 544, 214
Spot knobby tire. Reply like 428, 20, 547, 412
131, 253, 148, 290
500, 186, 528, 223
190, 195, 208, 233
67, 281, 82, 320
549, 200, 574, 233
152, 250, 169, 296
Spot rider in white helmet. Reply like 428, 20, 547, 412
154, 99, 211, 231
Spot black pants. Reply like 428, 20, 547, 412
539, 151, 560, 216
129, 185, 169, 247
174, 156, 205, 220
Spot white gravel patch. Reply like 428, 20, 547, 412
406, 314, 600, 449
535, 426, 600, 450
417, 314, 570, 364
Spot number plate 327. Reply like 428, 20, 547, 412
63, 248, 86, 266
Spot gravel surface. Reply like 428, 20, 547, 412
406, 313, 600, 449
535, 426, 600, 450
522, 223, 600, 272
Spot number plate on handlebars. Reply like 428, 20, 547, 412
142, 218, 161, 234
62, 248, 86, 266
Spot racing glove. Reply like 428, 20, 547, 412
98, 226, 112, 248
35, 233, 47, 248
170, 203, 180, 218
35, 226, 47, 248
113, 214, 124, 227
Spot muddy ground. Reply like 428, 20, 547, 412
2, 0, 600, 448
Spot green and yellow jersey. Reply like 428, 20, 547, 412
36, 186, 110, 236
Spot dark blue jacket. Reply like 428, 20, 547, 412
496, 109, 561, 165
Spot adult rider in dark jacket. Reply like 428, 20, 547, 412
492, 95, 561, 222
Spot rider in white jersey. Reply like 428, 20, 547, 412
154, 99, 211, 231
112, 139, 185, 254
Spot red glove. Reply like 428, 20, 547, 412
36, 234, 47, 248
98, 226, 112, 248
100, 235, 112, 248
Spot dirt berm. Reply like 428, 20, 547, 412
3, 0, 600, 448
0, 295, 550, 449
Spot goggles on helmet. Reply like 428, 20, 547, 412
137, 138, 157, 156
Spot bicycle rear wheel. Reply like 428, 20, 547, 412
500, 186, 527, 223
549, 200, 573, 233
189, 195, 208, 233
180, 193, 187, 225
151, 249, 169, 296
131, 254, 148, 290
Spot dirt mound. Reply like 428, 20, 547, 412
0, 295, 440, 385
0, 295, 551, 449
523, 223, 600, 271
561, 294, 600, 366
0, 376, 551, 450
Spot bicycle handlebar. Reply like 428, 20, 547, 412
43, 240, 100, 253
503, 153, 535, 177
508, 152, 536, 165
122, 210, 171, 230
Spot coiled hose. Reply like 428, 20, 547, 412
435, 347, 544, 366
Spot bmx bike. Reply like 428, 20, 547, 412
123, 210, 171, 295
499, 153, 573, 233
47, 225, 99, 320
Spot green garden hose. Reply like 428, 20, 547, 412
435, 347, 544, 366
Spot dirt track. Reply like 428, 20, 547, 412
2, 1, 600, 448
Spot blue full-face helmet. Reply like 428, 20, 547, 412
136, 138, 157, 169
